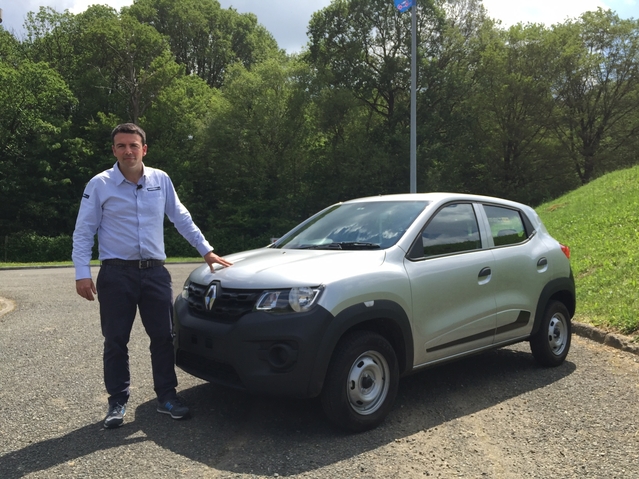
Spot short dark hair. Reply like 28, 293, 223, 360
111, 123, 147, 145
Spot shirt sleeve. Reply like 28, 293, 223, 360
72, 180, 102, 280
163, 175, 213, 256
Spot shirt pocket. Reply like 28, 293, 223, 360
141, 186, 166, 218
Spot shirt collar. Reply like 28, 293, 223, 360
112, 162, 126, 185
112, 161, 146, 186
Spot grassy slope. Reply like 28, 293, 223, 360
537, 165, 639, 338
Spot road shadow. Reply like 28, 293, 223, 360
0, 347, 575, 477
0, 422, 147, 478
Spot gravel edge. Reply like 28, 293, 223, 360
0, 297, 16, 317
572, 321, 639, 355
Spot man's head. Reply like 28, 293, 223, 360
111, 123, 146, 146
111, 123, 148, 177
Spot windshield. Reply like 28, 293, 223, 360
275, 201, 429, 250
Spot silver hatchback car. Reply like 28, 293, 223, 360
174, 193, 575, 431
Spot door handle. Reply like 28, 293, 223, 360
478, 267, 491, 285
479, 267, 491, 278
537, 257, 549, 272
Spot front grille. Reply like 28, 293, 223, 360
185, 281, 261, 322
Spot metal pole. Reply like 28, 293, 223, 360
410, 3, 417, 193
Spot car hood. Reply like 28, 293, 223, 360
188, 247, 387, 289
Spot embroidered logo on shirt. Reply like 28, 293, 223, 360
83, 194, 90, 199
147, 186, 161, 191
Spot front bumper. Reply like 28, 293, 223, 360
173, 295, 334, 398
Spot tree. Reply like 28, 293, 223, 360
142, 73, 218, 177
414, 0, 494, 193
551, 9, 639, 184
183, 58, 315, 251
76, 11, 183, 124
306, 0, 444, 195
308, 0, 445, 127
127, 0, 280, 88
0, 59, 78, 236
466, 23, 575, 203
23, 6, 79, 83
0, 27, 22, 65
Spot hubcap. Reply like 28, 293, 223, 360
547, 312, 568, 356
346, 350, 390, 415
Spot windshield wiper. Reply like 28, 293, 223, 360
296, 242, 380, 250
336, 242, 380, 249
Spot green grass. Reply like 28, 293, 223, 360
537, 165, 639, 338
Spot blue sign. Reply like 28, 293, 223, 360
394, 0, 414, 12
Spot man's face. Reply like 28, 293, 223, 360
112, 132, 147, 171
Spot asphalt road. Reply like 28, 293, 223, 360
1, 264, 638, 479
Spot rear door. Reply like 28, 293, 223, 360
480, 204, 549, 344
404, 202, 497, 366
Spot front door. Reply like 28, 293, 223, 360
404, 203, 497, 366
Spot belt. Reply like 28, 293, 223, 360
101, 259, 165, 269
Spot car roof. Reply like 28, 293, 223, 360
341, 193, 543, 229
343, 192, 522, 208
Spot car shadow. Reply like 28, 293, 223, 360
0, 347, 575, 478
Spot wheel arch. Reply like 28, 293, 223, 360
306, 300, 413, 397
531, 271, 576, 336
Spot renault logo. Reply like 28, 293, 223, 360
205, 284, 217, 311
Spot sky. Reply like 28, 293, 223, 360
1, 0, 637, 53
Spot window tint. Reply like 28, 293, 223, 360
416, 203, 481, 258
483, 205, 527, 246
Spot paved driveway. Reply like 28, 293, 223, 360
0, 265, 638, 478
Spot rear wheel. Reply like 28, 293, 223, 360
321, 331, 399, 432
530, 301, 571, 367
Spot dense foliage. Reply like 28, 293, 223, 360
1, 0, 638, 261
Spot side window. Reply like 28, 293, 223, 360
483, 205, 527, 246
416, 203, 481, 258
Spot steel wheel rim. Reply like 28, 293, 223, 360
547, 312, 568, 356
346, 350, 390, 416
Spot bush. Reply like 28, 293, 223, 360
2, 232, 78, 263
164, 227, 201, 257
164, 226, 270, 257
1, 226, 269, 263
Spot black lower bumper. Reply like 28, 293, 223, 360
173, 296, 334, 398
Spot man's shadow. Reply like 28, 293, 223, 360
0, 347, 576, 478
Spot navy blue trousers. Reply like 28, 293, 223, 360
96, 264, 177, 407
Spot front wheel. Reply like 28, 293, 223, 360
530, 300, 571, 367
321, 331, 399, 432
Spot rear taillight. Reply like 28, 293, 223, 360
560, 243, 570, 259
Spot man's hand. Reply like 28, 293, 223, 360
204, 251, 233, 272
76, 278, 97, 301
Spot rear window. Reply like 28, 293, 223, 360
483, 205, 528, 246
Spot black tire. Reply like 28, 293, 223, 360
530, 300, 571, 367
320, 331, 399, 433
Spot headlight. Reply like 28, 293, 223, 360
255, 286, 323, 313
181, 279, 190, 299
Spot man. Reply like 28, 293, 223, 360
72, 123, 232, 429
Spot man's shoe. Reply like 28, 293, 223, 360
157, 397, 189, 419
104, 403, 126, 429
